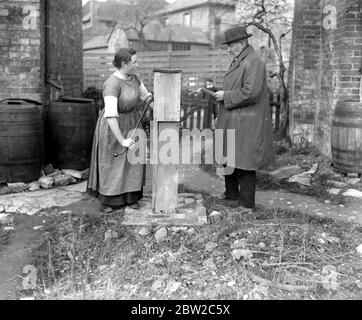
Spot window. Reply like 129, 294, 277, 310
172, 43, 191, 51
183, 12, 191, 27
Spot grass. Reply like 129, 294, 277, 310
0, 228, 12, 247
200, 141, 348, 205
22, 195, 362, 300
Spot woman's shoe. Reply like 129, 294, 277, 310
100, 205, 113, 214
128, 202, 140, 210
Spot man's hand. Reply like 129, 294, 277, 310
214, 91, 225, 102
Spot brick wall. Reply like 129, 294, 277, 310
289, 0, 362, 156
0, 0, 83, 104
0, 0, 42, 101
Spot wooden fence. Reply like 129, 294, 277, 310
84, 50, 231, 92
179, 93, 282, 131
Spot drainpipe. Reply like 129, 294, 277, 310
359, 7, 362, 103
44, 0, 63, 98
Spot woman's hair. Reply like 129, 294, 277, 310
112, 48, 137, 69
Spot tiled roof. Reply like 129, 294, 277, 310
83, 23, 211, 50
156, 0, 232, 14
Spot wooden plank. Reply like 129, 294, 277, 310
153, 71, 181, 122
152, 122, 179, 215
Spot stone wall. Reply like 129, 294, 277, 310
0, 0, 83, 104
289, 0, 362, 156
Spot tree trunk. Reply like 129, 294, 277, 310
250, 22, 291, 144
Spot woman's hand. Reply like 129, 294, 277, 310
121, 138, 136, 150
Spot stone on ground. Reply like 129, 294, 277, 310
62, 169, 89, 180
356, 244, 362, 255
38, 176, 54, 189
0, 185, 11, 195
7, 183, 29, 193
139, 226, 152, 236
343, 189, 362, 199
205, 242, 218, 252
0, 214, 13, 225
28, 182, 40, 191
53, 174, 76, 187
203, 258, 217, 270
154, 227, 168, 242
46, 169, 61, 178
328, 188, 341, 195
209, 210, 222, 223
231, 249, 253, 261
269, 166, 305, 180
5, 206, 19, 214
185, 198, 195, 205
327, 180, 347, 189
347, 178, 361, 185
104, 230, 118, 241
43, 164, 55, 175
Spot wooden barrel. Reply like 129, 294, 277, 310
47, 97, 97, 170
331, 100, 362, 174
0, 99, 44, 183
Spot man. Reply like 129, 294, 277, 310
214, 25, 274, 210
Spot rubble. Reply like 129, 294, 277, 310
53, 174, 77, 187
155, 227, 168, 242
62, 169, 89, 180
7, 183, 29, 193
38, 176, 54, 189
231, 249, 253, 261
0, 214, 13, 225
288, 164, 319, 187
43, 164, 56, 175
328, 188, 341, 195
28, 182, 41, 191
269, 166, 305, 180
104, 230, 118, 241
346, 178, 361, 186
0, 185, 11, 195
343, 189, 362, 199
139, 226, 152, 236
327, 180, 347, 189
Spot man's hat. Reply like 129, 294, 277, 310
221, 26, 253, 45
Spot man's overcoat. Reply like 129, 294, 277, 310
216, 45, 274, 170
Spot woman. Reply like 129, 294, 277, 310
87, 48, 153, 212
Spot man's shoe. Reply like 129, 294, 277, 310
237, 201, 255, 214
214, 194, 238, 201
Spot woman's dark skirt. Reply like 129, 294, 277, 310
87, 188, 143, 208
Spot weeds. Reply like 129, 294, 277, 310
25, 199, 362, 300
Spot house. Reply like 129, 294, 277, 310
83, 23, 211, 53
0, 0, 83, 102
83, 0, 211, 52
153, 0, 236, 48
